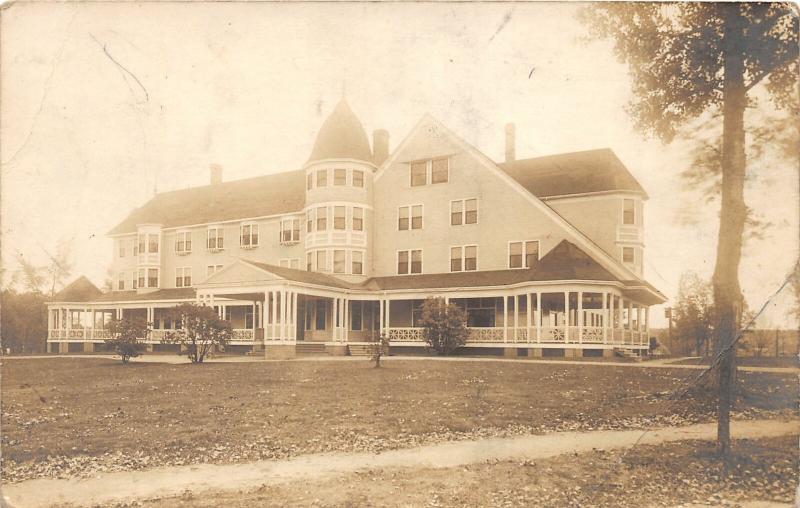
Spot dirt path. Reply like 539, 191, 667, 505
4, 354, 797, 373
3, 419, 796, 508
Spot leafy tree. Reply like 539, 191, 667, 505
106, 317, 148, 364
164, 304, 232, 363
418, 297, 468, 355
673, 272, 714, 358
0, 289, 47, 354
581, 2, 798, 456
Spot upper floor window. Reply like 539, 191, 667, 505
316, 250, 328, 272
279, 258, 300, 269
306, 252, 313, 271
240, 224, 259, 248
334, 206, 346, 230
118, 240, 126, 258
353, 170, 364, 188
316, 206, 328, 231
451, 245, 477, 272
138, 268, 159, 288
397, 249, 422, 275
148, 234, 159, 254
334, 168, 347, 186
352, 207, 363, 231
352, 251, 364, 275
410, 161, 427, 187
623, 199, 636, 225
451, 198, 478, 225
622, 246, 635, 264
117, 272, 125, 290
137, 234, 145, 255
280, 219, 300, 244
509, 240, 539, 269
207, 264, 223, 277
333, 250, 346, 273
307, 173, 313, 190
316, 169, 327, 187
431, 158, 449, 184
207, 227, 224, 251
175, 231, 192, 254
175, 267, 192, 288
307, 209, 314, 233
398, 205, 423, 230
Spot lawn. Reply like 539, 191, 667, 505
139, 436, 798, 507
2, 357, 796, 482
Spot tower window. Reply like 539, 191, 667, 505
334, 168, 346, 186
352, 170, 364, 187
316, 169, 327, 187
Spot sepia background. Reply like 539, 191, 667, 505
2, 2, 797, 327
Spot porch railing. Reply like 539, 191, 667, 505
386, 327, 424, 342
378, 326, 648, 346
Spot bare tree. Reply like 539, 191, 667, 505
42, 239, 74, 298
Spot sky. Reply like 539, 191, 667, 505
2, 2, 798, 328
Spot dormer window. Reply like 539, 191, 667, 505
175, 231, 192, 254
280, 219, 300, 244
240, 223, 259, 249
623, 199, 636, 225
207, 227, 224, 251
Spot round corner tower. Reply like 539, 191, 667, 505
303, 99, 386, 281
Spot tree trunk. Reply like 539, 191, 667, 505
714, 3, 748, 458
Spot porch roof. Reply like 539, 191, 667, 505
51, 287, 196, 304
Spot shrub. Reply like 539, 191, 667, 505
368, 331, 390, 368
105, 317, 148, 364
163, 303, 232, 364
418, 297, 468, 355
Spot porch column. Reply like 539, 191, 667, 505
502, 296, 508, 343
513, 294, 519, 341
564, 291, 570, 343
262, 292, 269, 340
577, 291, 583, 344
618, 297, 624, 334
333, 298, 339, 342
343, 298, 349, 343
271, 291, 278, 340
386, 299, 391, 336
278, 289, 286, 341
292, 292, 298, 340
602, 292, 608, 344
536, 292, 542, 342
526, 293, 532, 343
379, 298, 385, 335
645, 307, 650, 336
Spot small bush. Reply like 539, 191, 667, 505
418, 297, 468, 355
105, 318, 148, 364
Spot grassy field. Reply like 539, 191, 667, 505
2, 357, 796, 482
138, 436, 798, 507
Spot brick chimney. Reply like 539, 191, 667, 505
209, 164, 223, 185
505, 123, 516, 163
373, 129, 390, 167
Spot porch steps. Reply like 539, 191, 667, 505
296, 343, 327, 356
613, 348, 642, 361
347, 344, 374, 357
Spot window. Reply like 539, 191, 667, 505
279, 258, 300, 269
509, 241, 539, 268
431, 158, 449, 183
316, 169, 327, 187
334, 168, 346, 186
206, 264, 223, 277
465, 198, 478, 224
118, 240, 125, 258
334, 206, 346, 230
280, 219, 300, 243
398, 205, 422, 230
307, 209, 314, 233
352, 170, 364, 187
410, 160, 427, 186
333, 250, 345, 273
176, 231, 192, 253
352, 207, 363, 231
315, 300, 326, 330
398, 249, 422, 275
117, 272, 125, 290
451, 198, 478, 225
623, 199, 635, 225
137, 268, 145, 289
148, 234, 159, 253
307, 172, 313, 190
316, 250, 328, 272
352, 251, 363, 275
351, 302, 362, 331
175, 267, 192, 288
148, 268, 159, 288
207, 227, 224, 250
451, 200, 463, 226
451, 245, 477, 272
306, 252, 313, 271
622, 246, 635, 263
137, 234, 145, 255
241, 224, 259, 248
132, 272, 138, 289
316, 207, 327, 231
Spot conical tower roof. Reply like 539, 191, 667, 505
308, 99, 372, 163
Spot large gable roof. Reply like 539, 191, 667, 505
51, 276, 102, 302
108, 170, 306, 235
498, 148, 647, 199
